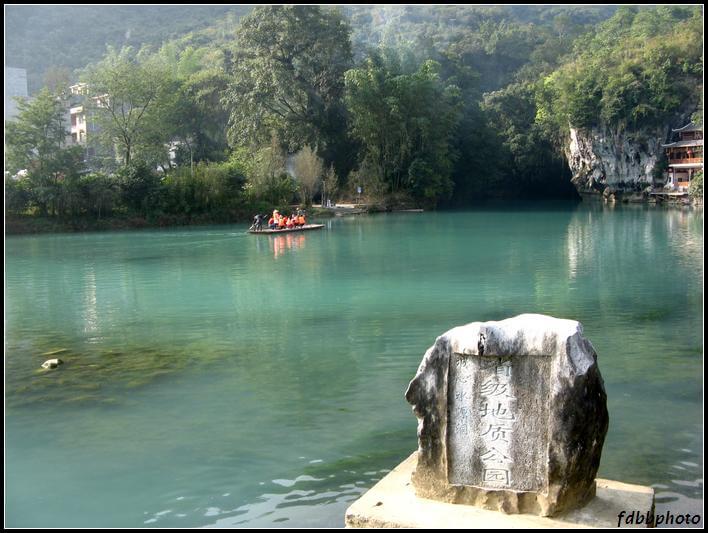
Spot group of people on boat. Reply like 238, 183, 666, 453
250, 209, 307, 231
270, 209, 307, 230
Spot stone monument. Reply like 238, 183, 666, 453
405, 314, 609, 516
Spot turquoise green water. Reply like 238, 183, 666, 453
5, 204, 703, 527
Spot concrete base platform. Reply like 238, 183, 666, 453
345, 453, 655, 528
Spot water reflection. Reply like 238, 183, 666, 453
82, 265, 98, 336
271, 233, 307, 259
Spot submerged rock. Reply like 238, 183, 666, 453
41, 348, 68, 356
41, 358, 64, 370
405, 314, 609, 516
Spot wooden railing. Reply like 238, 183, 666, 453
668, 157, 703, 165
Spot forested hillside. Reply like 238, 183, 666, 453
5, 5, 253, 92
5, 5, 703, 232
6, 5, 614, 96
537, 6, 703, 131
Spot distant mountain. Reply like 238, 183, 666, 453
4, 5, 253, 93
5, 5, 616, 95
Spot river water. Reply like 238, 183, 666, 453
5, 204, 703, 527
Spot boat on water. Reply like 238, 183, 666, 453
249, 224, 325, 235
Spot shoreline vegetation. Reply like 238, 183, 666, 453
5, 198, 702, 236
4, 205, 333, 236
5, 6, 703, 236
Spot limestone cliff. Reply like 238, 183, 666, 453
564, 126, 668, 194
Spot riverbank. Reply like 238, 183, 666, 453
5, 213, 236, 235
5, 207, 339, 236
579, 189, 703, 208
5, 203, 391, 235
6, 195, 702, 235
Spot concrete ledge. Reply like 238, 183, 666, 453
345, 453, 655, 528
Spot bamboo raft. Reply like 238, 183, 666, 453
249, 224, 325, 234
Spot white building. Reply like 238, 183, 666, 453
662, 123, 703, 190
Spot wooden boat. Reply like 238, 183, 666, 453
249, 224, 325, 235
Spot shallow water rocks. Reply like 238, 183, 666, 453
41, 358, 64, 370
405, 314, 609, 516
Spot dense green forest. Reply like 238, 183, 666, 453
5, 5, 703, 231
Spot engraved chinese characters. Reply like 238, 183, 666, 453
405, 314, 608, 516
448, 354, 550, 492
479, 359, 514, 487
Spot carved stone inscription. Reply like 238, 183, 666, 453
448, 353, 551, 491
406, 315, 609, 515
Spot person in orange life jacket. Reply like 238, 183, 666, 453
278, 216, 287, 229
297, 214, 306, 226
286, 216, 295, 229
270, 210, 280, 229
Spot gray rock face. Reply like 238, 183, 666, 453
405, 314, 609, 516
565, 126, 666, 193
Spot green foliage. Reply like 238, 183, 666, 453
231, 142, 298, 207
345, 160, 388, 204
344, 6, 615, 90
76, 172, 120, 218
6, 6, 703, 223
688, 171, 703, 198
116, 161, 162, 215
345, 50, 461, 205
160, 160, 247, 215
4, 89, 90, 215
178, 68, 231, 163
5, 175, 32, 214
539, 6, 703, 130
83, 46, 182, 166
223, 6, 353, 159
5, 88, 68, 174
483, 82, 574, 198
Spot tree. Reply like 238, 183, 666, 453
5, 88, 85, 215
688, 171, 702, 199
537, 6, 703, 131
154, 43, 233, 166
237, 135, 296, 206
77, 172, 119, 218
322, 164, 338, 206
116, 160, 162, 215
5, 175, 32, 214
484, 82, 574, 198
178, 68, 231, 165
345, 50, 461, 205
224, 6, 353, 166
84, 46, 178, 166
292, 146, 323, 206
5, 88, 67, 174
